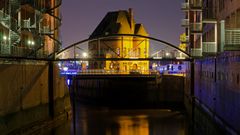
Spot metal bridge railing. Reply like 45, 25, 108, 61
202, 42, 217, 53
61, 69, 161, 76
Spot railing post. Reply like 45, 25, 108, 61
121, 36, 123, 58
74, 46, 76, 59
98, 38, 100, 58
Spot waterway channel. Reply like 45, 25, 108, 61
44, 102, 190, 135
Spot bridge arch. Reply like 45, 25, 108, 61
56, 34, 191, 60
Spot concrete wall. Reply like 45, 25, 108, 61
0, 61, 71, 134
194, 51, 240, 134
70, 75, 184, 109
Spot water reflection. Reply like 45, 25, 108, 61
72, 103, 188, 135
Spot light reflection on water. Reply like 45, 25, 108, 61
72, 103, 188, 135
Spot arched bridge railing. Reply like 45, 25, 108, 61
56, 34, 191, 75
56, 34, 191, 60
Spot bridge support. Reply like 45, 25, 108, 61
48, 61, 54, 118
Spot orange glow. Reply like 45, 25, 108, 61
116, 115, 149, 135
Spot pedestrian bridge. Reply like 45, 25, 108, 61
56, 34, 191, 75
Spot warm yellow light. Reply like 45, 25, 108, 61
82, 52, 88, 58
166, 52, 170, 56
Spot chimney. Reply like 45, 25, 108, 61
128, 8, 134, 31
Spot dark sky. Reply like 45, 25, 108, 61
61, 0, 184, 47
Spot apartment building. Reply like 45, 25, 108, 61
0, 0, 61, 58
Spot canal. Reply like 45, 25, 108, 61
43, 102, 190, 135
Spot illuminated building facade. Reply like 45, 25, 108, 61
88, 9, 149, 72
0, 0, 61, 58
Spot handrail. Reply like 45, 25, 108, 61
60, 69, 161, 76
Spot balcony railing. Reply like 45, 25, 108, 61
202, 42, 217, 53
181, 2, 189, 11
0, 44, 49, 58
22, 19, 30, 28
0, 9, 18, 31
225, 29, 240, 50
0, 43, 11, 55
190, 23, 202, 33
181, 19, 190, 27
190, 48, 202, 57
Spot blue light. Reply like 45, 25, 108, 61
67, 79, 71, 86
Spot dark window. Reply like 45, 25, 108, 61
178, 65, 182, 70
237, 74, 239, 85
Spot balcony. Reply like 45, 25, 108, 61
181, 19, 190, 27
190, 23, 202, 33
190, 48, 202, 57
202, 42, 217, 53
0, 43, 11, 55
190, 0, 202, 10
181, 2, 189, 11
23, 19, 30, 28
225, 29, 240, 51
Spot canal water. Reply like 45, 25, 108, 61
44, 102, 190, 135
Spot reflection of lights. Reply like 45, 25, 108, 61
67, 79, 70, 86
152, 63, 157, 68
63, 67, 68, 71
82, 52, 88, 58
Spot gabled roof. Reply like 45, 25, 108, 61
90, 9, 148, 38
90, 11, 130, 38
135, 24, 148, 36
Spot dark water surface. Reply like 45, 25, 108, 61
43, 103, 189, 135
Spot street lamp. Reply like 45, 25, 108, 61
166, 52, 170, 57
3, 36, 7, 41
82, 52, 88, 58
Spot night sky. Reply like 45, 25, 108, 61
61, 0, 184, 47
